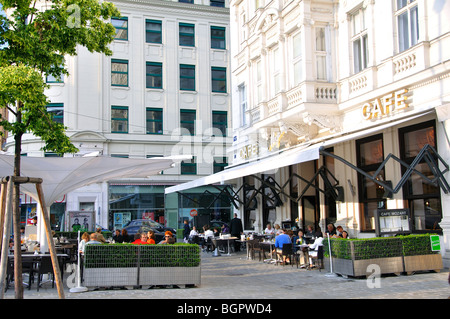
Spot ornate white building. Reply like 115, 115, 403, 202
167, 0, 450, 266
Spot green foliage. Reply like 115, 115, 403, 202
323, 234, 438, 260
84, 244, 201, 269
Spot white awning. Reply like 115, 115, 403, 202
165, 143, 322, 194
0, 154, 189, 204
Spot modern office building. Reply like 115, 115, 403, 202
4, 0, 233, 232
166, 0, 450, 267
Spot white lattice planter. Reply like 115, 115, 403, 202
139, 267, 201, 286
84, 268, 138, 287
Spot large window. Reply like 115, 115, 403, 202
351, 7, 368, 74
146, 108, 163, 134
180, 109, 196, 136
112, 17, 128, 41
211, 26, 226, 49
179, 23, 195, 47
111, 59, 128, 87
399, 121, 441, 232
356, 134, 386, 231
238, 84, 248, 127
315, 27, 327, 80
111, 106, 128, 133
212, 111, 227, 136
211, 67, 226, 93
146, 20, 162, 44
180, 64, 195, 91
270, 47, 280, 97
46, 103, 64, 124
291, 32, 303, 86
146, 62, 162, 89
396, 0, 419, 52
181, 156, 197, 175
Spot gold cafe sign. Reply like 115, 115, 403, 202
362, 88, 409, 120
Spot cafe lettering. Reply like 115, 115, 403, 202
362, 89, 409, 120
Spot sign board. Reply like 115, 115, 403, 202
430, 235, 441, 251
67, 211, 95, 232
375, 208, 412, 237
190, 209, 198, 217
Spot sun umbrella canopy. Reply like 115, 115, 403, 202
0, 154, 188, 204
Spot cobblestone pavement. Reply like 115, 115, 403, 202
3, 250, 450, 299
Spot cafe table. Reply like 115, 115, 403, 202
260, 241, 277, 264
213, 237, 238, 256
236, 239, 252, 259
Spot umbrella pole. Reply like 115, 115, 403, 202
0, 178, 14, 299
36, 182, 65, 299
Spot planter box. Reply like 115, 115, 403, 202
325, 257, 404, 277
139, 266, 201, 286
84, 268, 138, 287
403, 254, 443, 274
83, 244, 201, 289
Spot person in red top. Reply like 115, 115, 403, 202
132, 233, 150, 244
147, 230, 156, 244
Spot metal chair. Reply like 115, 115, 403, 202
276, 243, 294, 266
309, 245, 324, 271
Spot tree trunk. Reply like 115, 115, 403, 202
13, 110, 23, 299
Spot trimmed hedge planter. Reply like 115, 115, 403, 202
83, 244, 201, 288
323, 234, 442, 278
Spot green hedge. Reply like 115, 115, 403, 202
323, 234, 439, 260
84, 243, 201, 269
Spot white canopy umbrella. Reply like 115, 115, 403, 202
0, 154, 189, 204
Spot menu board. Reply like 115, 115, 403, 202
375, 209, 412, 237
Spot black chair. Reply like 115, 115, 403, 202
34, 256, 63, 291
277, 243, 294, 266
204, 237, 214, 252
309, 245, 324, 271
4, 258, 14, 292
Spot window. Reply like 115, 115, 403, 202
211, 67, 226, 93
255, 60, 263, 103
213, 157, 228, 173
212, 111, 227, 136
180, 64, 195, 91
111, 17, 128, 40
111, 59, 128, 87
356, 134, 386, 231
181, 156, 196, 175
210, 0, 225, 7
179, 23, 195, 47
146, 20, 162, 44
46, 103, 64, 124
180, 109, 196, 135
292, 32, 303, 86
315, 27, 327, 80
271, 47, 280, 97
396, 0, 419, 52
351, 8, 369, 73
211, 26, 226, 49
146, 108, 163, 134
111, 106, 128, 133
146, 62, 162, 89
179, 0, 194, 3
399, 120, 441, 232
239, 84, 248, 127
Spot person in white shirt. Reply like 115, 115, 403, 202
189, 226, 199, 237
264, 224, 275, 235
308, 236, 324, 268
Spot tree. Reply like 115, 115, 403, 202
0, 0, 120, 298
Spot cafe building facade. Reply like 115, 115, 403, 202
166, 0, 450, 267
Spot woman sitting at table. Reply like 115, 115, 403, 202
158, 231, 175, 244
147, 230, 156, 244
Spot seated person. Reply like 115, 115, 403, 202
273, 229, 292, 263
335, 225, 349, 239
308, 236, 324, 268
158, 231, 175, 244
264, 224, 275, 235
147, 230, 156, 244
132, 233, 149, 244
